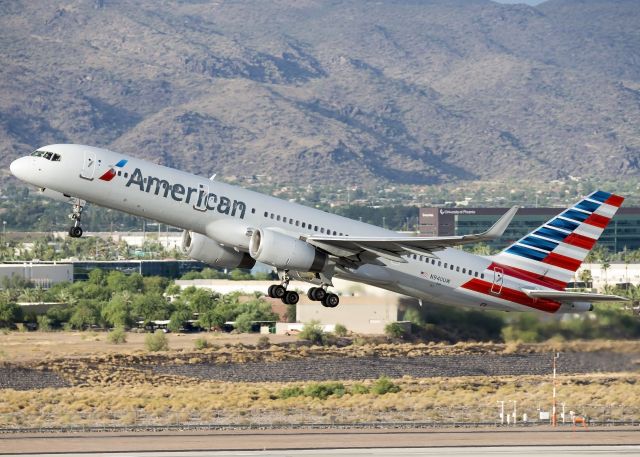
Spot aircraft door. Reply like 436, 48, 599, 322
491, 267, 504, 295
79, 151, 97, 180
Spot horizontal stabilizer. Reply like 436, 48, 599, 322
522, 289, 628, 302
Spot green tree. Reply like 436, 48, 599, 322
0, 301, 22, 327
145, 330, 169, 351
102, 292, 134, 328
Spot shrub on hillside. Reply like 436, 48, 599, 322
384, 322, 406, 339
257, 335, 271, 349
298, 320, 324, 345
145, 330, 169, 351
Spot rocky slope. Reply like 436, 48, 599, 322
1, 0, 639, 186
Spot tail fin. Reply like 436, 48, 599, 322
492, 190, 624, 289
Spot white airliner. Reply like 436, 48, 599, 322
10, 144, 627, 311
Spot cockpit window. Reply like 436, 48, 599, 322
30, 150, 61, 161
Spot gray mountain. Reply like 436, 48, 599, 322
1, 0, 639, 186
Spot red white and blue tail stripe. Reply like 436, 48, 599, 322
491, 190, 624, 289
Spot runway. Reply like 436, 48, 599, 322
3, 446, 640, 457
2, 427, 639, 456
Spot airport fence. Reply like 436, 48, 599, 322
1, 403, 639, 433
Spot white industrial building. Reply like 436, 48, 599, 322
577, 263, 640, 291
0, 263, 72, 288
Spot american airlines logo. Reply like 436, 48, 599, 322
125, 167, 247, 219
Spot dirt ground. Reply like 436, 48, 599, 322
2, 427, 639, 454
0, 331, 297, 362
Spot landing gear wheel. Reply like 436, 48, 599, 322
282, 290, 299, 305
268, 285, 276, 298
69, 226, 83, 238
321, 293, 339, 308
312, 287, 326, 302
272, 285, 286, 299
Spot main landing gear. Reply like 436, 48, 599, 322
68, 199, 84, 238
308, 286, 340, 308
267, 272, 340, 308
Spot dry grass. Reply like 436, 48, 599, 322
1, 373, 638, 428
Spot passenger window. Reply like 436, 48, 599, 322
264, 211, 268, 217
270, 213, 274, 219
474, 272, 479, 277
124, 173, 129, 178
444, 263, 447, 268
333, 231, 337, 235
277, 215, 281, 221
462, 268, 466, 274
339, 233, 343, 236
117, 171, 121, 176
412, 254, 417, 260
314, 225, 318, 231
302, 222, 306, 228
438, 261, 442, 267
450, 265, 454, 270
296, 221, 300, 227
251, 208, 255, 214
321, 228, 325, 233
456, 266, 460, 272
481, 273, 485, 279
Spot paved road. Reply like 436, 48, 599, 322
2, 427, 639, 455
3, 446, 640, 457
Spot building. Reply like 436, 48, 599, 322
577, 263, 640, 292
176, 278, 405, 334
419, 206, 640, 253
0, 262, 72, 288
72, 260, 205, 280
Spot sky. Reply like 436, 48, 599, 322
493, 0, 546, 5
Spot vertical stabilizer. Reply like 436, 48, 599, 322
492, 190, 624, 289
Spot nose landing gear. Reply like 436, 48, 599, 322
68, 200, 85, 238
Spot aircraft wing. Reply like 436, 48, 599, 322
522, 289, 629, 302
303, 206, 519, 263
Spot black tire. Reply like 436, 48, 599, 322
312, 287, 326, 301
268, 285, 276, 298
272, 285, 286, 299
322, 293, 339, 308
282, 290, 299, 305
307, 287, 317, 301
70, 226, 83, 238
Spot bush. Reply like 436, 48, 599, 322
304, 382, 346, 399
278, 386, 304, 399
372, 376, 400, 395
107, 327, 127, 344
37, 315, 52, 332
384, 322, 406, 339
350, 383, 370, 395
145, 330, 169, 351
194, 337, 209, 350
298, 320, 324, 345
257, 335, 271, 349
334, 323, 348, 337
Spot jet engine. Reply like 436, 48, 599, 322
181, 231, 255, 269
249, 228, 327, 272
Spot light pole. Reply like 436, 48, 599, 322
510, 400, 517, 425
553, 352, 560, 426
497, 401, 505, 425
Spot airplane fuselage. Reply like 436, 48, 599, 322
9, 144, 590, 314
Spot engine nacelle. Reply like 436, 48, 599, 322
181, 231, 255, 269
249, 228, 327, 272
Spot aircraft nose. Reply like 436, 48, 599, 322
10, 157, 30, 181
